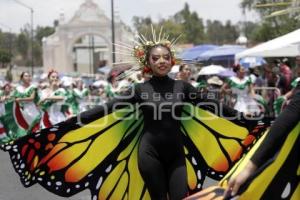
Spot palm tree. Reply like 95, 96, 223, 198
243, 0, 300, 18
255, 0, 300, 18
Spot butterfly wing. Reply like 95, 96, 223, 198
219, 122, 300, 200
181, 104, 270, 189
185, 122, 300, 200
1, 105, 150, 200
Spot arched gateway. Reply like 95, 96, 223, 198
42, 0, 134, 74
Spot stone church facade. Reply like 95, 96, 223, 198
42, 0, 134, 74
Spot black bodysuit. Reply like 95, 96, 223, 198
137, 76, 190, 200
132, 76, 238, 200
80, 75, 239, 200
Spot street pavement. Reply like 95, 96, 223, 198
0, 150, 217, 200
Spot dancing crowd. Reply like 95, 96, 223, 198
0, 29, 299, 199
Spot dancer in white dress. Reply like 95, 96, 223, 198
0, 83, 13, 143
12, 72, 41, 132
222, 65, 260, 115
73, 79, 89, 113
39, 70, 69, 128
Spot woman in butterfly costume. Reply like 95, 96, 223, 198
0, 28, 268, 200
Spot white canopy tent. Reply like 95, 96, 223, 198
236, 29, 300, 59
198, 65, 226, 76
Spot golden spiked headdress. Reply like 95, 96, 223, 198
133, 26, 180, 70
115, 26, 180, 80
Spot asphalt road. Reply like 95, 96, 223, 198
0, 150, 217, 200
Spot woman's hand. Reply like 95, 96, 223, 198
224, 161, 257, 198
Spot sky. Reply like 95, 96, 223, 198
0, 0, 259, 33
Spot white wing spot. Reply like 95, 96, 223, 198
281, 182, 291, 199
56, 181, 62, 186
96, 177, 103, 190
197, 170, 202, 180
5, 146, 11, 150
105, 165, 112, 173
192, 157, 197, 165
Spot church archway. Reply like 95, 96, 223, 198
42, 0, 133, 74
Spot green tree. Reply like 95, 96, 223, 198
240, 0, 300, 41
158, 19, 183, 42
132, 16, 183, 45
205, 20, 239, 44
16, 33, 29, 60
223, 20, 239, 44
33, 41, 42, 66
35, 26, 55, 45
0, 49, 12, 67
132, 16, 153, 36
175, 3, 205, 44
132, 3, 206, 45
205, 20, 225, 44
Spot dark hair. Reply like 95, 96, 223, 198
145, 44, 172, 66
20, 71, 30, 80
273, 59, 281, 67
107, 70, 117, 82
47, 69, 58, 79
282, 58, 291, 67
179, 64, 188, 72
2, 82, 11, 90
232, 64, 241, 73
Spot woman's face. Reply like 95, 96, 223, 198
181, 65, 191, 79
149, 46, 172, 77
22, 72, 31, 84
49, 72, 60, 86
76, 80, 83, 89
237, 66, 245, 78
4, 85, 11, 93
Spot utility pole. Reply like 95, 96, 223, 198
13, 0, 34, 75
111, 0, 116, 64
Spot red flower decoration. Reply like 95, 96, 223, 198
171, 59, 176, 66
135, 49, 145, 58
143, 66, 152, 73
